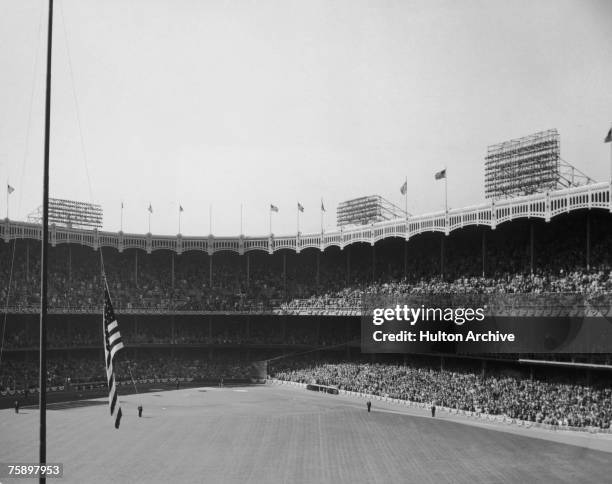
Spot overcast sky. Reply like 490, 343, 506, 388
1, 0, 611, 236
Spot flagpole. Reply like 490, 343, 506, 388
240, 203, 243, 235
6, 180, 8, 219
178, 206, 181, 234
40, 0, 53, 478
120, 202, 123, 232
297, 204, 299, 235
404, 176, 408, 219
444, 168, 448, 214
209, 204, 212, 235
609, 124, 612, 185
269, 209, 272, 236
320, 200, 324, 234
148, 207, 151, 233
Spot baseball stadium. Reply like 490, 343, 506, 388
2, 168, 612, 483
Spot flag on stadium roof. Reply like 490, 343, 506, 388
148, 203, 153, 213
298, 202, 304, 212
103, 283, 124, 429
179, 205, 184, 212
270, 204, 279, 212
321, 199, 325, 212
400, 181, 407, 195
435, 169, 446, 180
7, 184, 14, 194
605, 128, 612, 143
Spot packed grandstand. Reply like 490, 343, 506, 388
271, 360, 612, 429
2, 211, 612, 312
1, 206, 612, 430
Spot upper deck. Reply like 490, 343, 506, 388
2, 182, 610, 255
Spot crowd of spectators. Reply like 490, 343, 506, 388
0, 322, 352, 349
271, 360, 612, 429
281, 270, 612, 313
1, 214, 612, 312
0, 356, 252, 389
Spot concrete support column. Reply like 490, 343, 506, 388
209, 254, 213, 287
586, 212, 591, 270
482, 231, 486, 277
26, 241, 29, 282
171, 253, 175, 288
68, 245, 72, 287
346, 247, 351, 285
372, 245, 376, 282
246, 254, 250, 288
316, 251, 320, 287
440, 237, 445, 278
171, 315, 175, 344
530, 223, 535, 274
282, 254, 287, 300
403, 241, 408, 280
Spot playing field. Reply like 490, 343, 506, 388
1, 384, 610, 484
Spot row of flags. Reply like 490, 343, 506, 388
270, 200, 326, 213
130, 200, 331, 215
120, 202, 184, 214
400, 169, 446, 194
145, 203, 183, 213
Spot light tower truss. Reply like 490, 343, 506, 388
337, 195, 409, 227
27, 198, 103, 229
484, 129, 594, 200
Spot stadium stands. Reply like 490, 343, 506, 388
0, 357, 251, 389
271, 360, 612, 429
1, 212, 612, 312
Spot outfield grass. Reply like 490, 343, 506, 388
0, 385, 610, 484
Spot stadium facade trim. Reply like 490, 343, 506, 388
2, 182, 610, 254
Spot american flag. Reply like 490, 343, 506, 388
434, 169, 446, 180
103, 285, 124, 429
